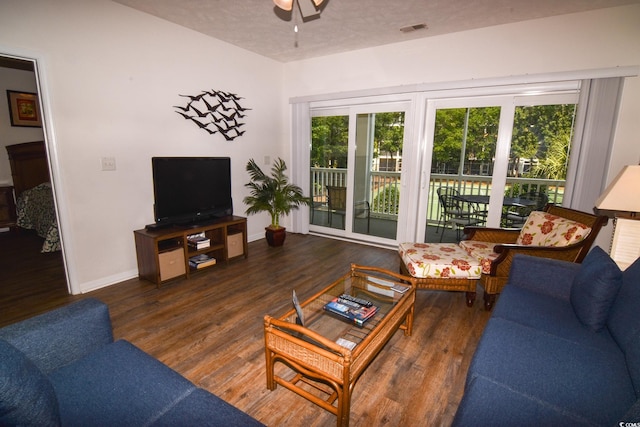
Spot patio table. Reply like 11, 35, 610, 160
455, 194, 537, 208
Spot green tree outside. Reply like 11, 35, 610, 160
432, 104, 575, 179
373, 112, 405, 170
311, 116, 349, 168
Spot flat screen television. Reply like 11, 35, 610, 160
152, 157, 233, 226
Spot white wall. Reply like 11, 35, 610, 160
284, 4, 640, 251
0, 0, 285, 293
0, 68, 44, 185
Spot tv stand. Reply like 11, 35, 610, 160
145, 222, 171, 231
134, 216, 247, 286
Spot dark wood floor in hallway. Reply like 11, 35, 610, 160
0, 230, 491, 426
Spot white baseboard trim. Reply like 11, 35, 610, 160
78, 269, 139, 294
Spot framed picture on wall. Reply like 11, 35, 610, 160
6, 90, 42, 127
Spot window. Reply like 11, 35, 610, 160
291, 73, 627, 247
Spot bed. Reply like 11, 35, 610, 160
6, 141, 60, 252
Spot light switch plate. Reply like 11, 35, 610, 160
101, 157, 116, 171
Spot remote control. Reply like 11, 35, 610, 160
337, 298, 361, 309
339, 294, 372, 307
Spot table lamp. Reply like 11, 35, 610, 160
595, 164, 640, 270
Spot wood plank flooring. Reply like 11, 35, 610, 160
0, 230, 491, 426
0, 230, 71, 325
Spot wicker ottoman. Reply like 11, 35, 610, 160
398, 242, 481, 307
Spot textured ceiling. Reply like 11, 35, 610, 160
113, 0, 639, 63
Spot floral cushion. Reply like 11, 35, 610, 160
398, 242, 482, 279
515, 211, 591, 247
458, 240, 500, 274
16, 182, 61, 253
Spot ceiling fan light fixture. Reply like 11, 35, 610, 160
273, 0, 294, 11
274, 0, 323, 12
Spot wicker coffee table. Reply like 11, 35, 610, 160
263, 264, 417, 427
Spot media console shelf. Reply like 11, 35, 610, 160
134, 216, 247, 286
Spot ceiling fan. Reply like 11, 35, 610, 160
273, 0, 325, 19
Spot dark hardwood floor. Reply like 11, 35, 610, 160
0, 230, 71, 325
0, 230, 491, 426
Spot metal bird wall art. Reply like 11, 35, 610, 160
173, 90, 250, 141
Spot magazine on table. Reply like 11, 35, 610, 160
323, 296, 378, 327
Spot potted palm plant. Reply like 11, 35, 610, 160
244, 157, 312, 246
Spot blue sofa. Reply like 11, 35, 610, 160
453, 247, 640, 426
0, 298, 264, 427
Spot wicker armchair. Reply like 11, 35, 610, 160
461, 204, 608, 310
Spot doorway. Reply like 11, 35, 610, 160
0, 53, 69, 294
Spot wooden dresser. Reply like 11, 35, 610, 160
0, 186, 17, 229
6, 141, 50, 198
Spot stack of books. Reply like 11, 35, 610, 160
323, 294, 378, 327
187, 232, 210, 250
189, 254, 216, 269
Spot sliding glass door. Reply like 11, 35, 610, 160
419, 92, 578, 242
310, 113, 349, 230
309, 103, 409, 243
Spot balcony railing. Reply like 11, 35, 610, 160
310, 167, 565, 224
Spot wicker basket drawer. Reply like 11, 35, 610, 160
227, 232, 244, 258
159, 248, 185, 281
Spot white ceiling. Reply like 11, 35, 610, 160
113, 0, 639, 63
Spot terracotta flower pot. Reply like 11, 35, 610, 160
265, 226, 286, 247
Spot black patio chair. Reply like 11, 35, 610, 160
326, 185, 370, 233
436, 187, 483, 241
504, 190, 549, 228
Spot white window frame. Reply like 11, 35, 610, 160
290, 68, 635, 248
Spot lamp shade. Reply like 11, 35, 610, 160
595, 165, 640, 214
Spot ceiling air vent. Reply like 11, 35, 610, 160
400, 23, 428, 33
